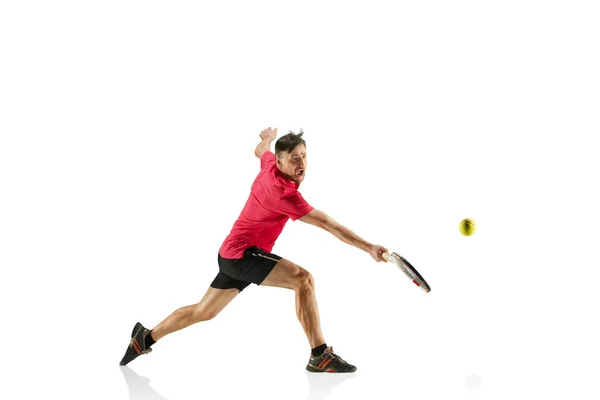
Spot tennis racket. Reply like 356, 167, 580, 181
382, 252, 431, 293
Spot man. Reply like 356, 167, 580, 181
119, 128, 389, 372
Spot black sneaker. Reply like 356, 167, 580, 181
119, 322, 153, 366
306, 346, 357, 373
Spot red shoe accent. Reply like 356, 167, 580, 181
132, 338, 142, 354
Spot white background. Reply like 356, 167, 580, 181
1, 1, 599, 399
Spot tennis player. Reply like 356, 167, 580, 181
119, 128, 389, 372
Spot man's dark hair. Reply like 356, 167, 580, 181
275, 130, 306, 157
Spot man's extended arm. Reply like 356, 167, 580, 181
299, 209, 388, 261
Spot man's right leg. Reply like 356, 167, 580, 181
260, 258, 325, 349
260, 258, 356, 372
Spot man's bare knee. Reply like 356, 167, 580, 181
193, 306, 217, 322
295, 268, 314, 291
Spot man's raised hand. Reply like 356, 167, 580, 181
259, 127, 277, 141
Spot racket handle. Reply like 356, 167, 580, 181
382, 252, 390, 262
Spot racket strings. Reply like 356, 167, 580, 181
390, 254, 413, 276
390, 252, 429, 292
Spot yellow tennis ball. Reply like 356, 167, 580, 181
459, 218, 476, 236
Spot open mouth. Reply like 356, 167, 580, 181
296, 169, 304, 177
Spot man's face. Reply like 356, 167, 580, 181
276, 144, 307, 184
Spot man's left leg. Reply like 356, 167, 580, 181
120, 275, 244, 366
151, 286, 240, 340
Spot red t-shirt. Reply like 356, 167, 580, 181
219, 151, 314, 258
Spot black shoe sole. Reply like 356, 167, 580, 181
306, 364, 357, 373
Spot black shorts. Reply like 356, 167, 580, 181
211, 245, 282, 292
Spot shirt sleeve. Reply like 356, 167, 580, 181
260, 151, 276, 169
278, 190, 314, 221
